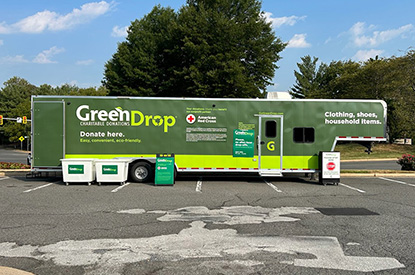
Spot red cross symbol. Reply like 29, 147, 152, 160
186, 114, 196, 124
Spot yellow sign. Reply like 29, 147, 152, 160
19, 136, 25, 142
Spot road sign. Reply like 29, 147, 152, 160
19, 136, 25, 142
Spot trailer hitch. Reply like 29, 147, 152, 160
356, 141, 374, 154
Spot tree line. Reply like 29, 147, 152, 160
0, 77, 107, 144
290, 50, 415, 141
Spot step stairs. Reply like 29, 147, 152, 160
259, 170, 283, 177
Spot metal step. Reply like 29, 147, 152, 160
259, 170, 283, 177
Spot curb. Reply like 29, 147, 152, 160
0, 267, 34, 275
0, 169, 30, 177
1, 170, 414, 178
341, 158, 398, 162
341, 173, 415, 178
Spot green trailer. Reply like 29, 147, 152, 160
31, 96, 387, 182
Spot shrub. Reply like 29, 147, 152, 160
397, 154, 415, 171
0, 162, 30, 169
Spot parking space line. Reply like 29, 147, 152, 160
23, 182, 54, 193
263, 180, 282, 193
379, 177, 415, 187
111, 182, 130, 193
0, 177, 10, 181
339, 183, 366, 193
196, 180, 202, 192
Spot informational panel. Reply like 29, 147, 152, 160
320, 151, 340, 185
232, 129, 255, 158
155, 153, 175, 186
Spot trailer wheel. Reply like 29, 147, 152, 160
130, 162, 153, 183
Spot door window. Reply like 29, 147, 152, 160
265, 120, 277, 138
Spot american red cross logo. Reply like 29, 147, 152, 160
186, 114, 196, 124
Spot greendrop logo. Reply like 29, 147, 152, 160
76, 105, 176, 132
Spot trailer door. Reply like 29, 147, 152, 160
258, 115, 283, 176
32, 101, 65, 168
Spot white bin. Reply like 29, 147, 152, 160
95, 159, 131, 185
61, 158, 96, 185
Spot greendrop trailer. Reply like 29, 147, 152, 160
31, 96, 387, 182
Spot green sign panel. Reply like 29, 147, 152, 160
68, 165, 84, 174
155, 154, 175, 185
102, 165, 118, 174
233, 129, 255, 157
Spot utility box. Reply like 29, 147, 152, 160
61, 158, 96, 185
95, 159, 131, 185
319, 151, 340, 186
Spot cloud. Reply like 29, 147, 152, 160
349, 22, 415, 47
111, 25, 128, 37
263, 12, 306, 28
0, 1, 114, 34
33, 46, 65, 64
353, 49, 384, 61
287, 34, 311, 48
0, 55, 29, 64
76, 59, 94, 65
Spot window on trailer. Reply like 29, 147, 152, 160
293, 127, 315, 143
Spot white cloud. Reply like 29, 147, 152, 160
287, 34, 311, 48
0, 55, 29, 64
0, 1, 114, 34
76, 59, 94, 65
349, 22, 415, 47
33, 46, 65, 64
263, 12, 306, 28
353, 49, 384, 61
111, 25, 128, 37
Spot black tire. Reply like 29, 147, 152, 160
129, 161, 153, 183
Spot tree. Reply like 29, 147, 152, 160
290, 56, 324, 98
0, 77, 36, 116
103, 6, 177, 97
0, 77, 36, 143
103, 0, 286, 98
0, 77, 108, 143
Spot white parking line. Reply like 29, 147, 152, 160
339, 183, 366, 193
196, 180, 202, 192
263, 180, 282, 193
111, 182, 130, 193
23, 182, 54, 193
0, 177, 10, 181
379, 177, 415, 187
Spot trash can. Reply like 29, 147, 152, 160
61, 158, 96, 186
95, 159, 131, 185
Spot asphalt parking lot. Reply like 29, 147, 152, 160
1, 175, 414, 274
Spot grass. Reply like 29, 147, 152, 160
335, 143, 415, 160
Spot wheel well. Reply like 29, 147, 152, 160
128, 158, 178, 180
129, 159, 155, 170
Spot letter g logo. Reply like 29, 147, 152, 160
267, 141, 275, 151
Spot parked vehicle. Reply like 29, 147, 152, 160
31, 96, 387, 182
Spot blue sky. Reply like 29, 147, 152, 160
1, 0, 414, 92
